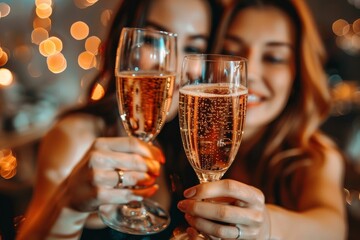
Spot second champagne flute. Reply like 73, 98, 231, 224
176, 54, 248, 239
179, 54, 247, 183
98, 27, 177, 235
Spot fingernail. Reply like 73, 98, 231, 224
160, 154, 165, 164
186, 226, 197, 238
184, 187, 196, 198
177, 200, 187, 211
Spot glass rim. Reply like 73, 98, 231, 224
184, 53, 247, 63
122, 27, 178, 38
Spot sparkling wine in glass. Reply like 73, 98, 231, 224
179, 54, 247, 183
176, 54, 247, 239
98, 27, 177, 235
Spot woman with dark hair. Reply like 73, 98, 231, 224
176, 0, 347, 239
16, 0, 222, 239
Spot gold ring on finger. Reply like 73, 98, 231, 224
115, 169, 124, 188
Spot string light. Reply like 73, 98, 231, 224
332, 18, 360, 55
0, 2, 11, 18
0, 149, 17, 179
0, 68, 13, 87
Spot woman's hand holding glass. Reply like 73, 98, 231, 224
177, 54, 270, 239
65, 137, 164, 213
177, 180, 270, 240
97, 27, 177, 235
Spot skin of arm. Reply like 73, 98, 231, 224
268, 148, 347, 240
179, 147, 346, 240
16, 114, 104, 240
17, 113, 170, 240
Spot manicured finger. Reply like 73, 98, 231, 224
92, 169, 156, 188
96, 185, 158, 204
184, 179, 264, 208
94, 137, 165, 164
185, 214, 259, 239
178, 199, 263, 226
88, 149, 161, 176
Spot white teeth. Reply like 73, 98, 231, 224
248, 94, 261, 103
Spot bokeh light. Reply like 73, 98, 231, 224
90, 82, 105, 100
35, 0, 53, 8
70, 21, 89, 40
100, 9, 112, 27
0, 149, 17, 179
13, 45, 33, 63
28, 62, 42, 78
31, 27, 49, 45
74, 0, 99, 9
353, 18, 360, 35
47, 53, 67, 74
39, 37, 63, 57
332, 19, 350, 36
33, 17, 52, 31
0, 2, 11, 18
0, 68, 13, 87
39, 38, 56, 57
85, 36, 101, 55
0, 50, 9, 66
78, 51, 96, 69
36, 3, 53, 19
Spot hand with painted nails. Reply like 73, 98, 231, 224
177, 179, 270, 240
64, 136, 165, 212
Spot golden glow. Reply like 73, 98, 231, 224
14, 45, 32, 63
39, 38, 56, 57
36, 3, 53, 19
49, 36, 63, 53
78, 51, 96, 69
47, 53, 67, 74
28, 63, 42, 78
35, 0, 53, 7
90, 83, 105, 100
85, 36, 101, 55
352, 34, 360, 49
70, 21, 89, 40
101, 9, 112, 27
33, 17, 52, 31
0, 3, 11, 18
0, 50, 8, 66
87, 0, 99, 4
353, 18, 360, 35
332, 19, 350, 36
0, 149, 17, 179
39, 37, 63, 57
31, 27, 49, 45
74, 0, 97, 9
0, 68, 13, 87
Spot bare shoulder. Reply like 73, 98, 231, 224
298, 135, 346, 212
319, 135, 345, 176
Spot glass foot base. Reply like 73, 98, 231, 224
98, 199, 170, 235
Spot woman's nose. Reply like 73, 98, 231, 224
245, 49, 261, 84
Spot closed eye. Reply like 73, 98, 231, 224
184, 46, 205, 54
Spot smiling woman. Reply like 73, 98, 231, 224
15, 0, 223, 240
173, 0, 347, 239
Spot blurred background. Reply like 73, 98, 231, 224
0, 0, 359, 239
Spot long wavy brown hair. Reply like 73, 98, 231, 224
62, 0, 222, 126
225, 0, 341, 208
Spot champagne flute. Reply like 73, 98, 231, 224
177, 54, 248, 239
179, 54, 247, 183
98, 27, 177, 235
